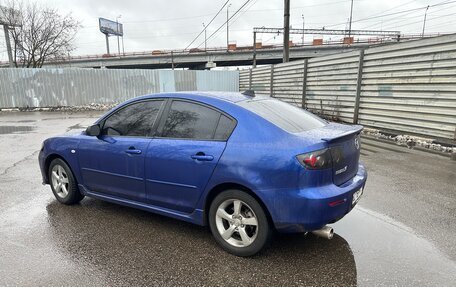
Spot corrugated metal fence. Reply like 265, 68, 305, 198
240, 34, 456, 141
0, 69, 239, 108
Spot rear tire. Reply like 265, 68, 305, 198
48, 158, 84, 205
209, 189, 271, 257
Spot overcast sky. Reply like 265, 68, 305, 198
1, 0, 456, 61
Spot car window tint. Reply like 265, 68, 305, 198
214, 114, 235, 140
103, 100, 163, 137
161, 101, 220, 140
238, 99, 327, 133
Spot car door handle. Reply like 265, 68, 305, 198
125, 148, 142, 154
191, 153, 214, 161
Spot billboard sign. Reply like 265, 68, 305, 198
99, 17, 123, 36
0, 5, 21, 26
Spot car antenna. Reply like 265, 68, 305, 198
241, 90, 255, 97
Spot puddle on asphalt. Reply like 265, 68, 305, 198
42, 116, 74, 121
334, 206, 456, 286
41, 115, 101, 121
0, 126, 35, 134
67, 124, 85, 130
6, 120, 37, 123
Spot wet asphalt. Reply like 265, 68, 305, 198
0, 111, 455, 286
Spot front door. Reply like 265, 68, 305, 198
78, 136, 150, 201
78, 99, 165, 202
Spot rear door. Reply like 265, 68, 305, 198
78, 99, 164, 201
145, 99, 236, 213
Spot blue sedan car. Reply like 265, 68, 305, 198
39, 91, 367, 256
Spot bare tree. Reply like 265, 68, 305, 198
1, 1, 80, 68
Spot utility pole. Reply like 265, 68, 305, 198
348, 0, 354, 39
227, 3, 231, 51
283, 0, 290, 63
301, 14, 305, 45
2, 25, 14, 67
253, 31, 257, 67
422, 5, 429, 38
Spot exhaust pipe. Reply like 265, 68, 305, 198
311, 226, 334, 240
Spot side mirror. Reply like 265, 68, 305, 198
86, 124, 101, 136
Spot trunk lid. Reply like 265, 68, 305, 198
298, 123, 363, 186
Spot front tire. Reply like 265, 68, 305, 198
48, 158, 84, 205
209, 190, 271, 257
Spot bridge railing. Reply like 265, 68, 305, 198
1, 33, 446, 66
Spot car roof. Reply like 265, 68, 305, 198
190, 91, 253, 103
133, 91, 253, 104
96, 91, 260, 124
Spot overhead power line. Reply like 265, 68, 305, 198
184, 0, 230, 50
387, 11, 456, 30
196, 0, 252, 49
224, 0, 258, 29
326, 0, 456, 28
361, 2, 456, 31
123, 13, 215, 24
201, 0, 258, 45
246, 0, 350, 12
360, 9, 427, 30
253, 27, 400, 37
354, 0, 417, 23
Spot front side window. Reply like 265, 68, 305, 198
161, 100, 234, 140
102, 100, 163, 137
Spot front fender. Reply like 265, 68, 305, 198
41, 137, 82, 185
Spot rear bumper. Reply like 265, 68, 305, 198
264, 164, 367, 233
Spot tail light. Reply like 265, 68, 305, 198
296, 148, 332, 170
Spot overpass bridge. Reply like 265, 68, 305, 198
39, 43, 374, 69
0, 34, 441, 70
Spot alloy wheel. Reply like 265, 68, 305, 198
215, 199, 259, 247
51, 164, 69, 198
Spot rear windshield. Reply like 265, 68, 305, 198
238, 98, 327, 133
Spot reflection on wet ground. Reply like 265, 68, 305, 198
0, 125, 35, 134
335, 207, 456, 285
45, 199, 357, 286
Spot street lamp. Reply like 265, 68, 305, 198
202, 22, 207, 52
227, 3, 232, 51
116, 15, 121, 56
421, 5, 429, 38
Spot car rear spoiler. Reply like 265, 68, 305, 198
321, 125, 363, 143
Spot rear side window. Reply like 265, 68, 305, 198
214, 115, 236, 140
161, 100, 235, 140
102, 100, 163, 137
238, 99, 327, 133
